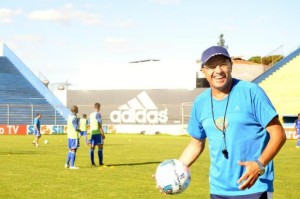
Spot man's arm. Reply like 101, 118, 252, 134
73, 118, 80, 131
238, 117, 286, 190
96, 113, 105, 139
259, 117, 286, 166
99, 123, 105, 139
179, 137, 206, 167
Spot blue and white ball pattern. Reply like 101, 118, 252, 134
155, 159, 191, 194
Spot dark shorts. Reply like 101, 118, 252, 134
210, 192, 271, 199
90, 134, 103, 146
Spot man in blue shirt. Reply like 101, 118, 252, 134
178, 46, 286, 199
32, 113, 41, 147
294, 113, 300, 148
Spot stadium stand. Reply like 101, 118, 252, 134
0, 43, 70, 125
1, 40, 298, 129
253, 47, 300, 122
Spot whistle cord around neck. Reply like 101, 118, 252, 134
210, 90, 231, 158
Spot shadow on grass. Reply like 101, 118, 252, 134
107, 161, 161, 167
80, 161, 161, 168
0, 151, 42, 155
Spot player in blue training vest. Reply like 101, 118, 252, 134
65, 106, 80, 169
177, 46, 286, 199
32, 113, 41, 147
89, 102, 106, 166
294, 113, 300, 148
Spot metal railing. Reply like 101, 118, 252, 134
0, 102, 194, 126
0, 104, 66, 125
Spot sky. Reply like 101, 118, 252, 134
0, 0, 299, 90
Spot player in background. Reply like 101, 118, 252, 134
89, 102, 106, 166
79, 114, 89, 146
65, 105, 80, 169
294, 113, 300, 148
32, 113, 41, 147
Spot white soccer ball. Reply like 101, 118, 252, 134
44, 140, 49, 144
155, 159, 191, 194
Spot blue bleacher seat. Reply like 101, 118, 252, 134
0, 56, 67, 125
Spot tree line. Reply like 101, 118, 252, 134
217, 34, 284, 65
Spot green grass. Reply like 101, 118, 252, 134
0, 134, 298, 199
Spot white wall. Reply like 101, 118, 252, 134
0, 41, 3, 56
48, 84, 67, 106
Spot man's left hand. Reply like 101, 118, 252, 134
237, 160, 260, 190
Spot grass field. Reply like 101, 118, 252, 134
0, 134, 298, 199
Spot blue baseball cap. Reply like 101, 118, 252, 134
201, 46, 230, 67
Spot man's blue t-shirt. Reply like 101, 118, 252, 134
188, 78, 278, 196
